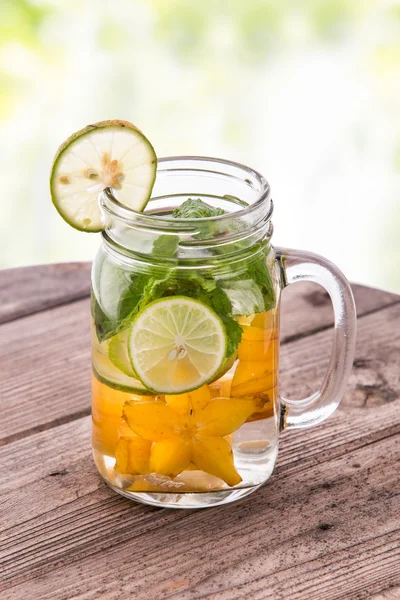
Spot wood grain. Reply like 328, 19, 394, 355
279, 301, 400, 419
0, 421, 398, 599
0, 298, 91, 444
370, 588, 400, 600
280, 281, 400, 343
1, 304, 400, 599
0, 262, 91, 324
1, 264, 399, 600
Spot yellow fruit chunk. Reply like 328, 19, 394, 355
164, 354, 200, 388
241, 326, 277, 342
123, 400, 184, 440
192, 437, 242, 487
127, 471, 227, 492
115, 436, 152, 475
175, 470, 225, 491
237, 309, 278, 337
92, 375, 126, 455
237, 315, 255, 327
165, 385, 211, 415
224, 433, 234, 445
238, 338, 278, 363
246, 388, 277, 422
223, 375, 233, 398
231, 361, 277, 396
185, 463, 198, 471
122, 393, 262, 486
118, 422, 136, 438
128, 479, 160, 492
199, 397, 263, 436
92, 422, 116, 457
209, 372, 233, 398
251, 309, 277, 329
92, 374, 126, 420
150, 439, 191, 477
91, 374, 154, 455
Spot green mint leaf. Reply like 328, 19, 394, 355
93, 195, 275, 364
93, 234, 179, 342
93, 271, 148, 342
220, 279, 265, 316
216, 236, 276, 314
185, 276, 242, 357
152, 234, 179, 258
172, 198, 225, 219
244, 246, 276, 312
209, 284, 243, 356
91, 292, 118, 342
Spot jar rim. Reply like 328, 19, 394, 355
100, 155, 272, 227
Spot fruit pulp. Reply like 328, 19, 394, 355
92, 308, 280, 508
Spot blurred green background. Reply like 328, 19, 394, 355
1, 0, 399, 291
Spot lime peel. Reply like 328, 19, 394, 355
108, 328, 137, 378
129, 296, 227, 394
50, 119, 157, 232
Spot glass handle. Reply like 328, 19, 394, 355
275, 247, 357, 430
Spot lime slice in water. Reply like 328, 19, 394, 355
50, 120, 156, 232
129, 297, 227, 394
92, 360, 148, 394
109, 328, 137, 378
92, 329, 149, 394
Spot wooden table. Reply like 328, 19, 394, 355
1, 263, 399, 600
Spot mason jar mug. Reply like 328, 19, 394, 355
91, 157, 356, 509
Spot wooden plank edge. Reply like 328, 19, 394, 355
0, 262, 91, 325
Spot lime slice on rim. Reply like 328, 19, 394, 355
50, 120, 156, 232
129, 296, 227, 394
